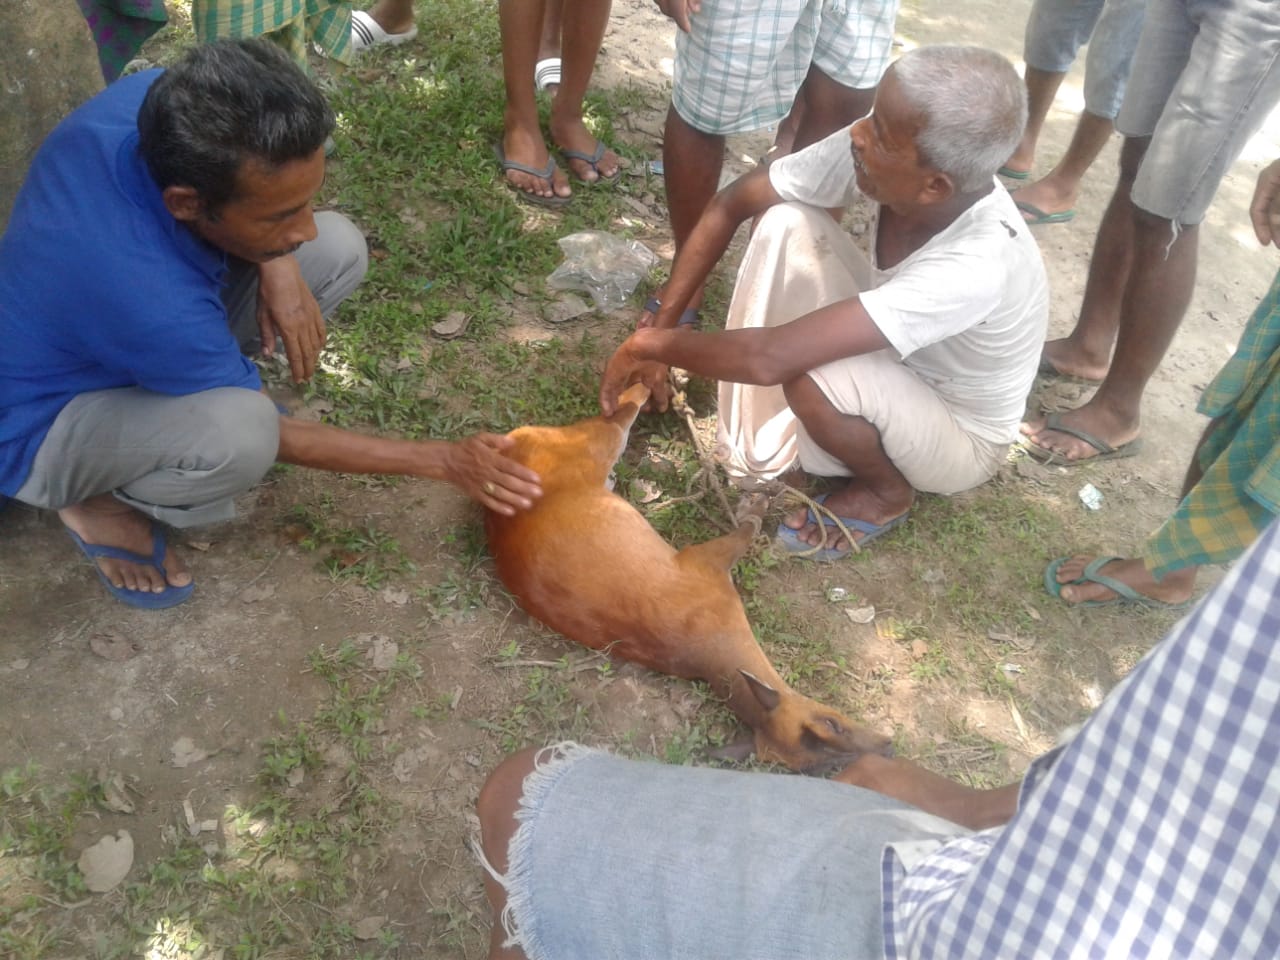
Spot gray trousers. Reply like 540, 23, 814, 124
15, 211, 368, 528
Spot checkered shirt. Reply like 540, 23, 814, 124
883, 518, 1280, 958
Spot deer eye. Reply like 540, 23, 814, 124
823, 717, 844, 735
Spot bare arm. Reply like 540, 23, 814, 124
257, 255, 325, 383
600, 294, 890, 414
276, 416, 542, 515
834, 754, 1021, 831
650, 166, 784, 330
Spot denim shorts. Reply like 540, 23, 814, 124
1120, 0, 1280, 224
1022, 0, 1147, 119
672, 0, 898, 134
478, 743, 970, 960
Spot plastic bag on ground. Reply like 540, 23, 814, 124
546, 231, 659, 311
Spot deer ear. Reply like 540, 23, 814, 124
739, 669, 781, 711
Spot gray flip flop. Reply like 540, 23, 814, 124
1023, 412, 1142, 466
494, 144, 570, 209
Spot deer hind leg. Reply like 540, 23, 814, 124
674, 494, 769, 574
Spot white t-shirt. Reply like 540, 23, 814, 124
768, 125, 1049, 444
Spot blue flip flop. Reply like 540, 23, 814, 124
775, 494, 909, 561
1043, 556, 1190, 610
66, 524, 194, 609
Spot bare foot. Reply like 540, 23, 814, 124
1010, 175, 1078, 221
1038, 336, 1110, 382
549, 114, 618, 183
781, 483, 911, 554
1052, 555, 1196, 606
501, 118, 570, 202
60, 494, 191, 595
834, 754, 1019, 830
1020, 401, 1139, 463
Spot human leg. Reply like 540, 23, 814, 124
1014, 0, 1146, 218
15, 386, 279, 600
779, 374, 914, 552
224, 211, 369, 352
498, 0, 569, 202
639, 105, 725, 326
1023, 202, 1196, 460
1010, 110, 1115, 222
1034, 134, 1146, 381
789, 64, 875, 153
476, 743, 967, 960
1028, 0, 1280, 459
549, 0, 618, 182
535, 0, 564, 94
362, 0, 415, 37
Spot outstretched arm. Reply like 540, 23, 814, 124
834, 754, 1021, 831
600, 292, 890, 414
276, 416, 542, 515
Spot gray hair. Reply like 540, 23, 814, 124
890, 45, 1027, 194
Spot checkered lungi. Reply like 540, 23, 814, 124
1143, 268, 1280, 578
672, 0, 898, 135
192, 0, 353, 71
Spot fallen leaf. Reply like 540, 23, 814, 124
431, 311, 470, 339
280, 523, 310, 544
1009, 698, 1030, 742
185, 539, 212, 552
89, 633, 141, 661
367, 637, 399, 672
545, 293, 592, 324
171, 737, 209, 769
99, 771, 135, 814
844, 605, 876, 624
632, 478, 662, 503
380, 586, 410, 606
240, 582, 276, 603
328, 549, 364, 570
353, 916, 387, 941
78, 830, 134, 892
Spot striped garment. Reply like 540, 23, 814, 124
1142, 266, 1280, 578
672, 0, 898, 134
884, 516, 1280, 957
191, 0, 353, 71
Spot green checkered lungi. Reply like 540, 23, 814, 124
192, 0, 352, 72
1143, 267, 1280, 579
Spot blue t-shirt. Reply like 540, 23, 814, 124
0, 70, 261, 497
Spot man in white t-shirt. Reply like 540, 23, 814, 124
601, 44, 1049, 559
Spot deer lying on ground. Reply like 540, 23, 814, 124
484, 382, 892, 772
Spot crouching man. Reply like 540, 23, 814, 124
0, 40, 540, 608
602, 45, 1048, 559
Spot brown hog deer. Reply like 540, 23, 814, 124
484, 382, 892, 772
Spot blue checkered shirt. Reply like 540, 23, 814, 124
882, 520, 1280, 958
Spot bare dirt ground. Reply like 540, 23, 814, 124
4, 0, 1279, 956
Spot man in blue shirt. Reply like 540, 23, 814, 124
0, 40, 541, 609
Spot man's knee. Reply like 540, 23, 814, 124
309, 212, 369, 315
477, 747, 542, 869
197, 389, 280, 487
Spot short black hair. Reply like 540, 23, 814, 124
137, 39, 334, 212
